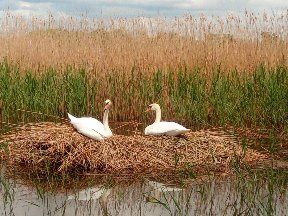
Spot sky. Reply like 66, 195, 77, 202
0, 0, 287, 18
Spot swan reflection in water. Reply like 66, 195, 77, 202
145, 180, 183, 202
67, 185, 112, 215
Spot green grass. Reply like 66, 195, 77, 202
0, 60, 287, 131
0, 60, 287, 215
231, 167, 288, 215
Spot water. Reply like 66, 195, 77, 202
0, 118, 287, 215
0, 170, 287, 216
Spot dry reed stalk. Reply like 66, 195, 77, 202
0, 12, 287, 74
0, 122, 268, 176
0, 99, 2, 129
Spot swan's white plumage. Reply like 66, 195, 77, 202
145, 121, 190, 136
68, 113, 109, 140
67, 100, 112, 141
68, 114, 106, 136
145, 103, 190, 136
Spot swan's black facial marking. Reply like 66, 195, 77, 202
104, 100, 111, 111
104, 100, 111, 107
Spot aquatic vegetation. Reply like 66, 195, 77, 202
0, 167, 287, 216
0, 62, 287, 132
0, 12, 287, 73
0, 10, 287, 216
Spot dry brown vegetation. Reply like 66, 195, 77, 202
0, 122, 268, 176
0, 11, 287, 74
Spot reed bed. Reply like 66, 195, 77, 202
0, 11, 287, 74
0, 122, 268, 176
0, 62, 287, 130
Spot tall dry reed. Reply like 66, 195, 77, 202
0, 11, 287, 75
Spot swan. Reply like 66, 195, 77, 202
147, 180, 182, 192
145, 180, 183, 202
67, 186, 111, 201
144, 103, 190, 136
67, 99, 113, 141
67, 185, 111, 215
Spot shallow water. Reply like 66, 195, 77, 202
0, 171, 287, 216
1, 118, 288, 215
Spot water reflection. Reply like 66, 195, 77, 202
145, 180, 183, 203
0, 173, 287, 216
67, 185, 111, 216
147, 180, 183, 192
67, 186, 111, 201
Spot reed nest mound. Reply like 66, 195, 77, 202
0, 122, 268, 175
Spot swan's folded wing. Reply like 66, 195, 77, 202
73, 117, 103, 128
145, 122, 190, 136
74, 117, 105, 136
77, 127, 105, 141
71, 117, 107, 138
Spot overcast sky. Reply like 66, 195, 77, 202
1, 0, 287, 18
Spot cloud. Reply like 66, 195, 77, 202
0, 0, 287, 18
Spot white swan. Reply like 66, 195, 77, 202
145, 180, 183, 202
147, 180, 182, 192
67, 185, 111, 216
144, 103, 190, 136
67, 186, 111, 201
67, 99, 113, 141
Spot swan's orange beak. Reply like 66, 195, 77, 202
145, 107, 151, 112
104, 104, 110, 111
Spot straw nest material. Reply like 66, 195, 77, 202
0, 122, 268, 175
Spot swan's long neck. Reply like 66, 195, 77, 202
103, 110, 111, 134
154, 107, 161, 123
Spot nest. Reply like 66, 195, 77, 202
0, 122, 268, 176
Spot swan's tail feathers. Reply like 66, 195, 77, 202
183, 129, 191, 133
67, 113, 76, 122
